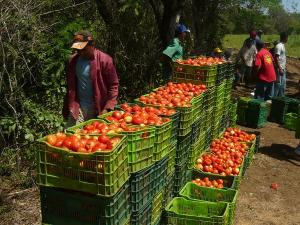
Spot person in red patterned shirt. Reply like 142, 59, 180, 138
253, 40, 276, 101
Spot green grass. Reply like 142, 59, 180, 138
223, 34, 300, 58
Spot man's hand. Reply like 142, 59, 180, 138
279, 68, 284, 76
99, 109, 108, 115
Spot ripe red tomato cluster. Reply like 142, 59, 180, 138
177, 57, 226, 66
106, 110, 170, 126
195, 138, 249, 176
138, 82, 206, 107
77, 120, 139, 135
223, 128, 256, 143
120, 103, 176, 116
192, 177, 224, 189
46, 133, 120, 153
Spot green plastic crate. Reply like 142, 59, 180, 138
164, 171, 175, 208
284, 113, 298, 131
180, 182, 238, 225
191, 93, 205, 123
246, 99, 270, 128
153, 120, 172, 162
242, 140, 256, 175
40, 181, 130, 225
188, 133, 206, 169
151, 190, 164, 225
172, 63, 217, 88
36, 135, 129, 196
130, 163, 155, 213
187, 169, 236, 189
167, 142, 177, 175
237, 97, 252, 126
165, 197, 229, 225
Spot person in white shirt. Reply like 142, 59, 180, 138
274, 32, 288, 97
238, 31, 257, 87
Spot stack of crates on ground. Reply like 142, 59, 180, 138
246, 99, 270, 128
237, 97, 252, 126
284, 112, 298, 131
270, 96, 300, 124
37, 133, 131, 225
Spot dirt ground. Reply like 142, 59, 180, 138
0, 58, 300, 225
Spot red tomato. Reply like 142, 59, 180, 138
98, 135, 110, 144
112, 111, 123, 120
46, 135, 57, 146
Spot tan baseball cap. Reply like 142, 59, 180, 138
71, 30, 93, 50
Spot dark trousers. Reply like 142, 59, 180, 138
254, 81, 274, 101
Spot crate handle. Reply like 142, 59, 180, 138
141, 132, 150, 139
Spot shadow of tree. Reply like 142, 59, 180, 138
258, 144, 300, 166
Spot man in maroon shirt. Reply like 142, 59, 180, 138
253, 40, 276, 101
63, 31, 119, 127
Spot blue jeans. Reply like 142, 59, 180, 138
255, 81, 274, 101
273, 70, 286, 97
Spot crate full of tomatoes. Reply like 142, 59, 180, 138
172, 57, 226, 87
36, 132, 129, 196
136, 82, 206, 136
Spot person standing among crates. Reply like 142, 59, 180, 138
162, 24, 190, 83
273, 32, 288, 97
253, 40, 276, 101
63, 30, 119, 128
237, 30, 257, 87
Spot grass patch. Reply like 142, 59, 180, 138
223, 34, 300, 58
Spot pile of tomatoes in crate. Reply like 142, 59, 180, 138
195, 128, 255, 176
46, 133, 121, 153
138, 82, 206, 107
176, 57, 226, 66
192, 177, 224, 189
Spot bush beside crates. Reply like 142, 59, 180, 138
130, 164, 155, 213
165, 197, 229, 225
131, 202, 152, 225
151, 190, 164, 225
40, 181, 130, 225
36, 135, 129, 196
180, 182, 238, 225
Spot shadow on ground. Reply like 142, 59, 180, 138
259, 144, 300, 166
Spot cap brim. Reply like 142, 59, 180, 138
71, 42, 88, 50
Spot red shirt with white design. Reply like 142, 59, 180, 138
255, 48, 276, 83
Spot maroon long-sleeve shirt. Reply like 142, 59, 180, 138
66, 49, 119, 119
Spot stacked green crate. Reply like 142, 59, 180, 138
165, 197, 229, 225
237, 97, 251, 126
246, 99, 270, 128
180, 182, 238, 225
167, 142, 176, 176
172, 62, 218, 88
269, 97, 290, 124
37, 134, 129, 196
188, 132, 206, 169
151, 190, 164, 225
40, 182, 131, 225
284, 113, 298, 131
